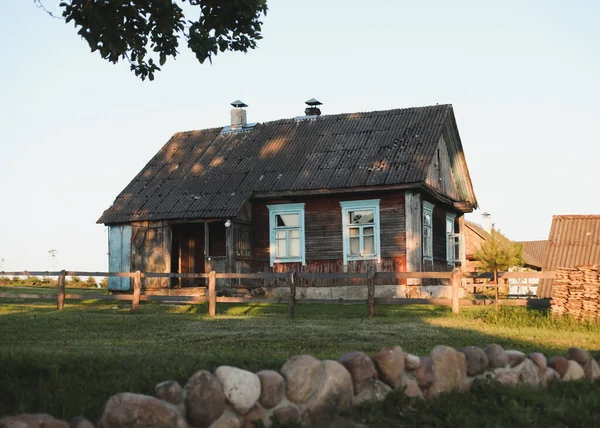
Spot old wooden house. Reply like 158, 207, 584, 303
98, 101, 478, 297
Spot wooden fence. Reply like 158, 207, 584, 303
0, 269, 555, 318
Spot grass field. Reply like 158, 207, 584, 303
1, 288, 599, 425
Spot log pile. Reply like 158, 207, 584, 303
551, 266, 600, 321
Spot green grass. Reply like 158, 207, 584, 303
0, 293, 599, 424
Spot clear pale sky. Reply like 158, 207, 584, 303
1, 0, 598, 272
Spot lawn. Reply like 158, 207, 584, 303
1, 291, 599, 425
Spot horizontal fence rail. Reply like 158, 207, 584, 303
0, 269, 554, 317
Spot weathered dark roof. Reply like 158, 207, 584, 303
517, 240, 547, 269
538, 215, 600, 298
98, 104, 477, 224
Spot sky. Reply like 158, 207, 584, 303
0, 0, 599, 272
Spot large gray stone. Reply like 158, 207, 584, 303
371, 346, 404, 389
69, 417, 94, 428
155, 380, 185, 406
215, 366, 261, 415
208, 410, 241, 428
415, 357, 434, 389
528, 352, 547, 373
506, 350, 526, 368
185, 370, 226, 428
584, 358, 600, 380
548, 357, 569, 378
97, 393, 187, 428
0, 414, 68, 428
516, 359, 540, 386
280, 355, 323, 404
541, 368, 561, 387
563, 360, 585, 381
567, 347, 591, 366
257, 370, 285, 409
352, 379, 392, 406
458, 346, 489, 376
272, 406, 301, 425
404, 353, 421, 371
304, 360, 353, 425
427, 345, 468, 398
485, 344, 508, 369
496, 371, 519, 387
402, 378, 423, 398
338, 351, 378, 394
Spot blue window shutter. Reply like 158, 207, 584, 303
108, 226, 132, 290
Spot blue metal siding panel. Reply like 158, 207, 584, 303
108, 226, 132, 290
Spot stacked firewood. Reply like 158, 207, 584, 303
551, 266, 600, 321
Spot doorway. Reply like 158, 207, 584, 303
171, 223, 205, 287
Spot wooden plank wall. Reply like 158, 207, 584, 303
250, 191, 407, 286
131, 221, 171, 288
425, 136, 460, 201
404, 191, 422, 285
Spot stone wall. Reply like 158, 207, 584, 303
2, 344, 599, 428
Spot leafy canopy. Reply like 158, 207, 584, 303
57, 0, 268, 80
474, 229, 524, 273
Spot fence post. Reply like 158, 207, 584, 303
367, 268, 375, 317
451, 268, 460, 314
288, 270, 296, 319
208, 271, 216, 317
131, 271, 141, 313
57, 270, 66, 311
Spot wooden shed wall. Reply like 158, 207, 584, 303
250, 191, 407, 286
130, 221, 172, 288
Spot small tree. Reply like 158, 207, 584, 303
99, 277, 108, 289
474, 229, 524, 315
86, 276, 97, 288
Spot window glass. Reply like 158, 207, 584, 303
341, 200, 380, 263
364, 236, 375, 254
349, 210, 374, 224
269, 204, 305, 265
424, 211, 432, 227
276, 213, 299, 227
349, 236, 360, 255
289, 237, 301, 257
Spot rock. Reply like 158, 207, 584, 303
208, 410, 241, 428
566, 347, 591, 366
415, 357, 434, 389
304, 360, 353, 425
516, 359, 540, 386
352, 379, 392, 406
458, 346, 489, 376
485, 344, 508, 369
97, 393, 187, 428
542, 367, 561, 387
185, 370, 226, 428
548, 357, 569, 378
257, 370, 285, 409
404, 353, 421, 371
69, 417, 94, 428
242, 405, 268, 428
563, 360, 585, 381
280, 355, 323, 403
496, 371, 519, 387
272, 406, 301, 425
371, 346, 404, 389
528, 352, 547, 372
506, 350, 526, 368
155, 380, 185, 406
215, 366, 261, 415
338, 351, 378, 394
402, 378, 423, 398
584, 359, 600, 380
427, 345, 468, 398
0, 414, 69, 428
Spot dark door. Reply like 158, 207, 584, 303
171, 223, 205, 287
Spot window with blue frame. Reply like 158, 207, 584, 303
268, 203, 305, 266
422, 201, 434, 260
340, 200, 381, 264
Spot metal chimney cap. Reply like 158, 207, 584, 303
230, 100, 248, 108
305, 98, 322, 106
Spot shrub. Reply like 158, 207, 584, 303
86, 277, 97, 288
99, 278, 108, 288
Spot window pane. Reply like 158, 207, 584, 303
364, 236, 375, 254
289, 229, 300, 239
446, 219, 454, 234
424, 211, 432, 227
276, 213, 299, 227
363, 226, 374, 236
289, 238, 300, 257
349, 227, 360, 237
349, 237, 360, 255
276, 237, 287, 257
276, 230, 286, 239
349, 210, 374, 224
424, 227, 432, 257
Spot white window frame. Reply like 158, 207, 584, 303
340, 199, 381, 265
422, 201, 434, 261
446, 212, 457, 265
268, 203, 306, 266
